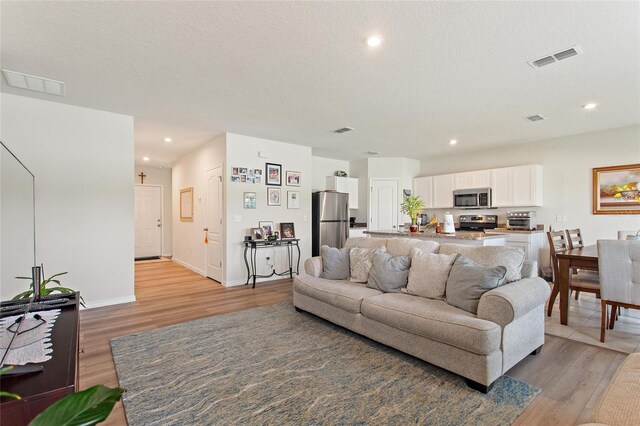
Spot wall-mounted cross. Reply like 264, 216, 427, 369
138, 172, 146, 184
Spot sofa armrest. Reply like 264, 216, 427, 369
477, 277, 550, 327
304, 257, 323, 277
521, 260, 538, 278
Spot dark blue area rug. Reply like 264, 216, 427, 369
111, 303, 540, 425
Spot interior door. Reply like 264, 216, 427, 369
134, 185, 162, 258
205, 166, 223, 282
369, 179, 399, 231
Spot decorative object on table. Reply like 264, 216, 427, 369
273, 231, 280, 240
280, 222, 295, 239
400, 195, 425, 233
443, 212, 456, 234
287, 191, 300, 209
243, 192, 256, 209
110, 303, 539, 426
285, 171, 301, 186
627, 230, 640, 240
28, 384, 124, 426
593, 163, 640, 215
334, 170, 347, 177
267, 235, 277, 241
259, 221, 274, 238
12, 271, 85, 308
0, 309, 61, 365
251, 227, 264, 241
180, 187, 193, 221
265, 163, 282, 186
267, 187, 281, 206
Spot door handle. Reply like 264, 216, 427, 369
157, 224, 162, 228
203, 228, 208, 232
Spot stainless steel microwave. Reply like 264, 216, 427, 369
453, 188, 492, 209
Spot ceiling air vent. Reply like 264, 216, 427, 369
2, 69, 65, 96
528, 45, 582, 68
334, 127, 353, 134
526, 114, 545, 122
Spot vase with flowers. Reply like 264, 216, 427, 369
401, 195, 426, 233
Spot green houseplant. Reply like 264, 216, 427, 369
400, 195, 426, 232
12, 271, 85, 308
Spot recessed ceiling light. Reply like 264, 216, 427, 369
582, 103, 597, 110
449, 139, 458, 145
143, 156, 150, 162
164, 137, 172, 143
157, 166, 163, 169
367, 36, 382, 47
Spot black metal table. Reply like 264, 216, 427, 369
243, 239, 300, 288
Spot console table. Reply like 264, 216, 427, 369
243, 239, 300, 288
0, 294, 79, 425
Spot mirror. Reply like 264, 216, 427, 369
1, 141, 36, 299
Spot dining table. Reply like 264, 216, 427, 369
556, 244, 599, 325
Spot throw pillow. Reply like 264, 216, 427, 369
439, 244, 525, 283
367, 251, 412, 293
320, 245, 350, 280
407, 248, 457, 300
386, 238, 440, 256
445, 254, 507, 314
348, 247, 384, 283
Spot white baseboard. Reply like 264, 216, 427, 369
83, 295, 136, 309
172, 257, 205, 276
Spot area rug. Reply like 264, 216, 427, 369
111, 303, 540, 425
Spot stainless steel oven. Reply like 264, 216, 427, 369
453, 188, 492, 209
507, 211, 537, 230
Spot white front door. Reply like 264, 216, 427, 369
205, 166, 224, 282
369, 179, 399, 231
134, 185, 162, 258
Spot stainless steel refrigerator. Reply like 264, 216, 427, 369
312, 191, 350, 256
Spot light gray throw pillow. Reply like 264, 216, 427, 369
407, 248, 457, 300
439, 244, 525, 283
445, 254, 507, 314
349, 247, 384, 283
367, 251, 412, 293
320, 245, 350, 280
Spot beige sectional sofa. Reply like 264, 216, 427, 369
293, 237, 550, 393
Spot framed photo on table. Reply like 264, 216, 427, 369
251, 227, 264, 241
286, 171, 301, 186
265, 163, 282, 186
267, 187, 281, 206
259, 221, 274, 238
280, 222, 295, 239
593, 163, 640, 215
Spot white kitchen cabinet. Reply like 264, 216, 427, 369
326, 176, 359, 209
454, 170, 491, 190
490, 165, 542, 207
432, 174, 455, 208
484, 230, 547, 274
412, 176, 434, 208
490, 167, 513, 207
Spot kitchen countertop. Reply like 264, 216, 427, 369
487, 228, 545, 234
364, 230, 507, 240
350, 223, 367, 229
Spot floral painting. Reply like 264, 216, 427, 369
593, 163, 640, 214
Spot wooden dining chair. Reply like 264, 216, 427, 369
565, 228, 600, 299
546, 230, 600, 317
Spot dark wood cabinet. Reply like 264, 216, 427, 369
1, 296, 79, 425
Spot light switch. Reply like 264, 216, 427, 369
303, 215, 308, 222
235, 215, 242, 223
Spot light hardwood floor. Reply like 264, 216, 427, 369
80, 261, 626, 425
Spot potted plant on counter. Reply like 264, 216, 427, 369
401, 195, 425, 233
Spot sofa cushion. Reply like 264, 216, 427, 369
407, 249, 457, 300
386, 238, 440, 257
320, 245, 350, 280
361, 293, 501, 355
345, 237, 387, 250
445, 255, 507, 314
294, 273, 383, 314
439, 244, 525, 283
367, 251, 412, 293
349, 247, 383, 283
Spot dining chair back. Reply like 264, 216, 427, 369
566, 228, 584, 250
618, 230, 640, 240
546, 230, 569, 316
597, 240, 640, 342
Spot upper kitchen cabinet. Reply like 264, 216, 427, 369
454, 170, 491, 189
491, 165, 543, 207
326, 176, 359, 209
413, 176, 434, 208
432, 174, 455, 208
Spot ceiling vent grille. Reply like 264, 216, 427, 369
2, 69, 65, 96
334, 127, 353, 134
526, 114, 545, 122
528, 46, 581, 68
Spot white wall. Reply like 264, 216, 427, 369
171, 134, 226, 275
0, 94, 135, 308
134, 166, 172, 256
225, 133, 312, 286
311, 156, 349, 192
419, 125, 640, 244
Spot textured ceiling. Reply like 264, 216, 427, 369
1, 1, 638, 167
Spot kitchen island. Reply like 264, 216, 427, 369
364, 230, 507, 246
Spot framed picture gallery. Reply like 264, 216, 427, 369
265, 163, 282, 186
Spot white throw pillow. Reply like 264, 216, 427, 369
407, 248, 457, 299
349, 247, 384, 283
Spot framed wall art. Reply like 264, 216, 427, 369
267, 187, 281, 206
286, 171, 301, 186
180, 187, 193, 221
593, 163, 640, 215
265, 163, 282, 186
287, 191, 300, 209
243, 192, 256, 209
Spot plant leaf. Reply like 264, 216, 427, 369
29, 384, 123, 426
0, 391, 21, 400
12, 291, 32, 301
47, 287, 76, 294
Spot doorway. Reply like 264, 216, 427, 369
205, 165, 224, 282
369, 178, 399, 231
134, 185, 163, 259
